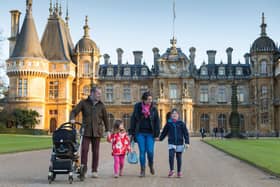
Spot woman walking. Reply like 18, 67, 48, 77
129, 91, 160, 177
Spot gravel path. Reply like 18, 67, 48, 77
0, 138, 279, 187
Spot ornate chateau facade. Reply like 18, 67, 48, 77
5, 1, 280, 135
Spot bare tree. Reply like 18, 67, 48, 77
0, 29, 8, 100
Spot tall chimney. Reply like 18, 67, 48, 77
9, 10, 21, 57
226, 47, 233, 64
103, 54, 110, 65
116, 48, 123, 65
152, 47, 160, 71
206, 50, 216, 64
189, 47, 196, 64
244, 53, 250, 64
133, 51, 143, 65
152, 47, 160, 62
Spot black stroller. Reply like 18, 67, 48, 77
48, 122, 86, 184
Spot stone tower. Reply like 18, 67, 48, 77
6, 0, 49, 129
249, 13, 278, 135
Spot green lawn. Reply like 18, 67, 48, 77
204, 139, 280, 176
0, 134, 52, 154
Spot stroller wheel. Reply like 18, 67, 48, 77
48, 176, 52, 184
48, 172, 55, 184
69, 174, 73, 184
69, 176, 73, 184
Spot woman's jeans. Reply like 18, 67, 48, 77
136, 133, 155, 167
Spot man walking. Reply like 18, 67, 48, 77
200, 127, 206, 140
70, 87, 109, 178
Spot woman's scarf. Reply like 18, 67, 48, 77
141, 102, 151, 118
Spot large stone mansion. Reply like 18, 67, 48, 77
5, 1, 280, 135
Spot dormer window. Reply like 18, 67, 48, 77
124, 67, 131, 76
201, 67, 208, 75
107, 67, 114, 76
218, 67, 225, 76
141, 68, 148, 76
236, 67, 243, 75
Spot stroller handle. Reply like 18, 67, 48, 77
58, 121, 83, 130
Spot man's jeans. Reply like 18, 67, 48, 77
136, 133, 155, 167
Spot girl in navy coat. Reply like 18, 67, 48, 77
159, 109, 190, 178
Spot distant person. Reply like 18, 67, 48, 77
220, 127, 225, 139
158, 109, 190, 178
199, 127, 206, 139
213, 127, 218, 138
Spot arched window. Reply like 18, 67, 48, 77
108, 113, 115, 131
200, 114, 210, 132
218, 114, 227, 130
261, 61, 267, 74
122, 114, 130, 129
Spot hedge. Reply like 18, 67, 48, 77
0, 128, 48, 135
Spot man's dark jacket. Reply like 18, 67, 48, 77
70, 97, 109, 137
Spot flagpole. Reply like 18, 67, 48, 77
172, 0, 176, 39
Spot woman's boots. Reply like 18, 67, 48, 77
140, 163, 155, 177
149, 163, 155, 175
140, 166, 145, 177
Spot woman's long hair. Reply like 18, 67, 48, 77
141, 91, 152, 101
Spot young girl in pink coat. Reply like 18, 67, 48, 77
107, 120, 131, 178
